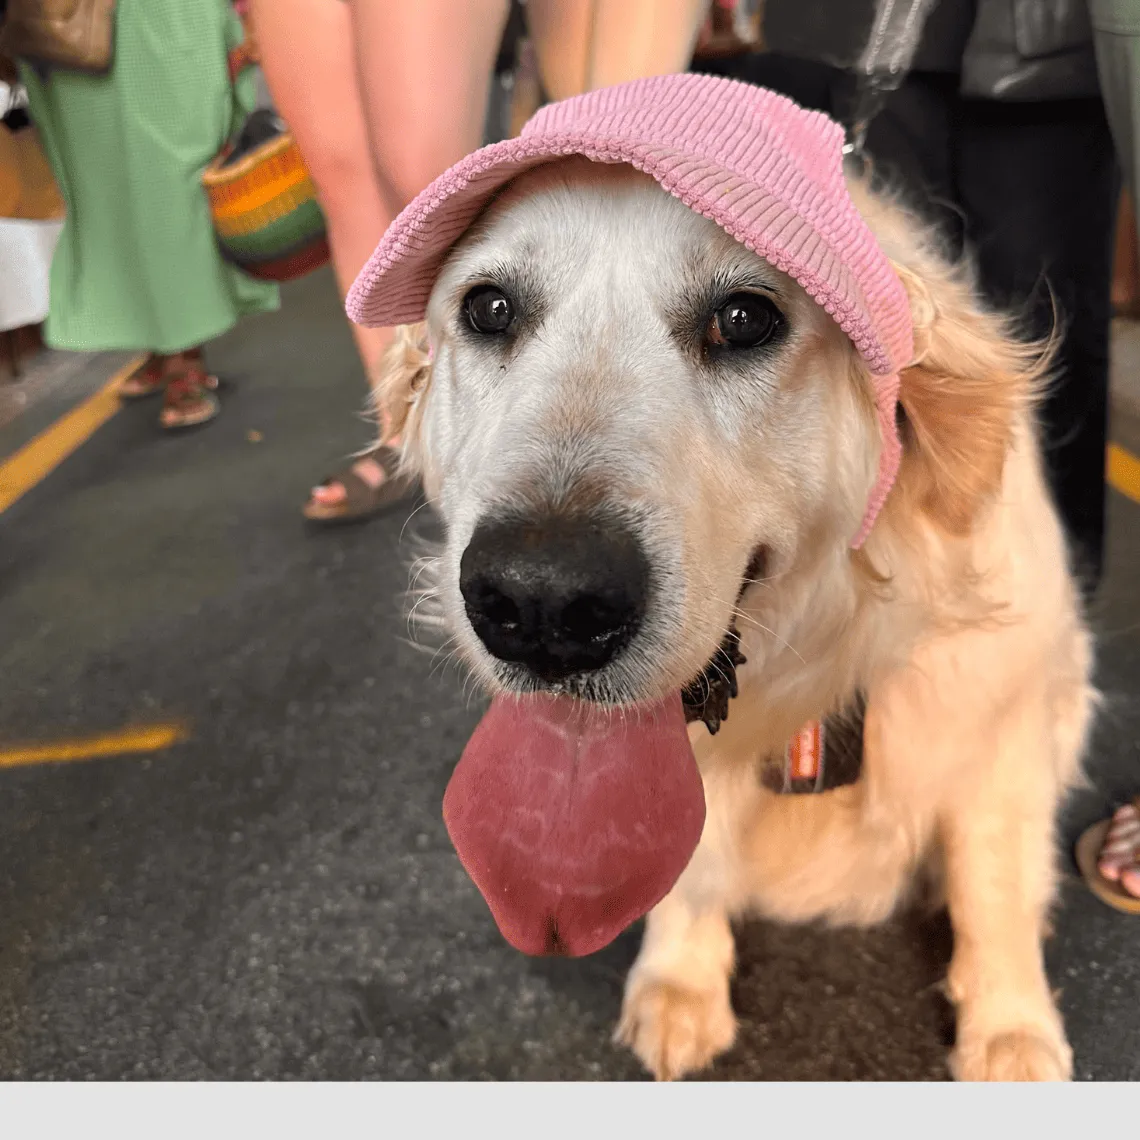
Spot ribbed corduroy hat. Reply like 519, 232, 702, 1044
346, 74, 914, 545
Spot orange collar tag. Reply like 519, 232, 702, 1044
786, 721, 825, 783
760, 702, 863, 795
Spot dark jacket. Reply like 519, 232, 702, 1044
762, 0, 1102, 100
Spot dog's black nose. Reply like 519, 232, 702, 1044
459, 515, 649, 680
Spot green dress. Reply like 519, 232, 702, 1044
19, 0, 279, 355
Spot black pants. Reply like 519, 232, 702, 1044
698, 54, 1120, 590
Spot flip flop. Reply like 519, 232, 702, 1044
302, 445, 419, 525
1075, 798, 1140, 916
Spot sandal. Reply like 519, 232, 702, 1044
1075, 796, 1140, 915
122, 355, 221, 401
119, 354, 168, 399
160, 367, 220, 430
302, 444, 419, 525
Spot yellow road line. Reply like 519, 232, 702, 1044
0, 722, 189, 770
0, 354, 145, 515
1107, 443, 1140, 506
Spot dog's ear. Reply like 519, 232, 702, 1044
889, 260, 1052, 536
372, 322, 432, 462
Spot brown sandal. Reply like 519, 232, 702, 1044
302, 444, 419, 525
160, 368, 220, 430
122, 355, 221, 402
120, 355, 168, 399
1075, 797, 1140, 916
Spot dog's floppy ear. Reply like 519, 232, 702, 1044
371, 321, 432, 461
889, 260, 1052, 536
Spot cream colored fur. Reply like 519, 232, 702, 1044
373, 161, 1096, 1082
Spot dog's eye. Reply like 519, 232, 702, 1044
464, 286, 514, 335
708, 293, 782, 349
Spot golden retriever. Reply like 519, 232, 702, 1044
371, 156, 1095, 1081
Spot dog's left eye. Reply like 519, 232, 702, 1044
707, 293, 782, 349
464, 286, 515, 335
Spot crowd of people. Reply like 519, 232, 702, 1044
2, 0, 1139, 906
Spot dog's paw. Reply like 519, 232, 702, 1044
950, 1028, 1072, 1082
614, 977, 737, 1081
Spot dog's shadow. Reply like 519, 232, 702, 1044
527, 908, 957, 1081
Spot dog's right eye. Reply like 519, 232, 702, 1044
464, 286, 515, 335
707, 292, 782, 350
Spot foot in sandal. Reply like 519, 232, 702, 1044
159, 365, 220, 430
1076, 797, 1140, 915
122, 351, 219, 420
302, 444, 418, 524
120, 354, 170, 399
1098, 800, 1140, 898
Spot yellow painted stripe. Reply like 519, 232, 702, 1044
0, 721, 189, 770
0, 354, 144, 515
1107, 443, 1140, 506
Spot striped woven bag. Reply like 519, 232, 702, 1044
200, 24, 329, 282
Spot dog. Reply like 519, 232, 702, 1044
360, 117, 1095, 1082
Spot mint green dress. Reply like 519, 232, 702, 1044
19, 0, 279, 355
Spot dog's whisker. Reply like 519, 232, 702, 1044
398, 498, 435, 543
427, 634, 463, 675
708, 592, 807, 665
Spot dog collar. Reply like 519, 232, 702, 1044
759, 694, 866, 795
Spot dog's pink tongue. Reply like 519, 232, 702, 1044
443, 693, 704, 957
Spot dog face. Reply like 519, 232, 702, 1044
409, 158, 886, 706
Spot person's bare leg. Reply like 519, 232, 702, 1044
527, 0, 707, 103
252, 0, 401, 509
525, 0, 594, 102
252, 0, 394, 376
348, 0, 509, 211
586, 0, 708, 88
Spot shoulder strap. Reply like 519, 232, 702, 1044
843, 0, 940, 160
227, 0, 257, 83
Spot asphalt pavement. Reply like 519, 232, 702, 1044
0, 268, 1137, 1080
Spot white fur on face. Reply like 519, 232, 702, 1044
416, 159, 880, 704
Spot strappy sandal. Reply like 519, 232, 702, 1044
1075, 797, 1140, 916
159, 367, 220, 430
302, 444, 418, 525
122, 355, 221, 401
120, 355, 168, 399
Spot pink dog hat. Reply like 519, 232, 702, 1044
346, 73, 914, 545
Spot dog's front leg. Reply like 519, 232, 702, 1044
940, 692, 1072, 1082
615, 760, 753, 1081
615, 889, 737, 1081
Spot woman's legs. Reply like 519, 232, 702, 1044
250, 0, 394, 377
526, 0, 709, 102
347, 0, 510, 212
525, 0, 595, 101
259, 0, 509, 515
585, 0, 709, 89
253, 0, 418, 510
